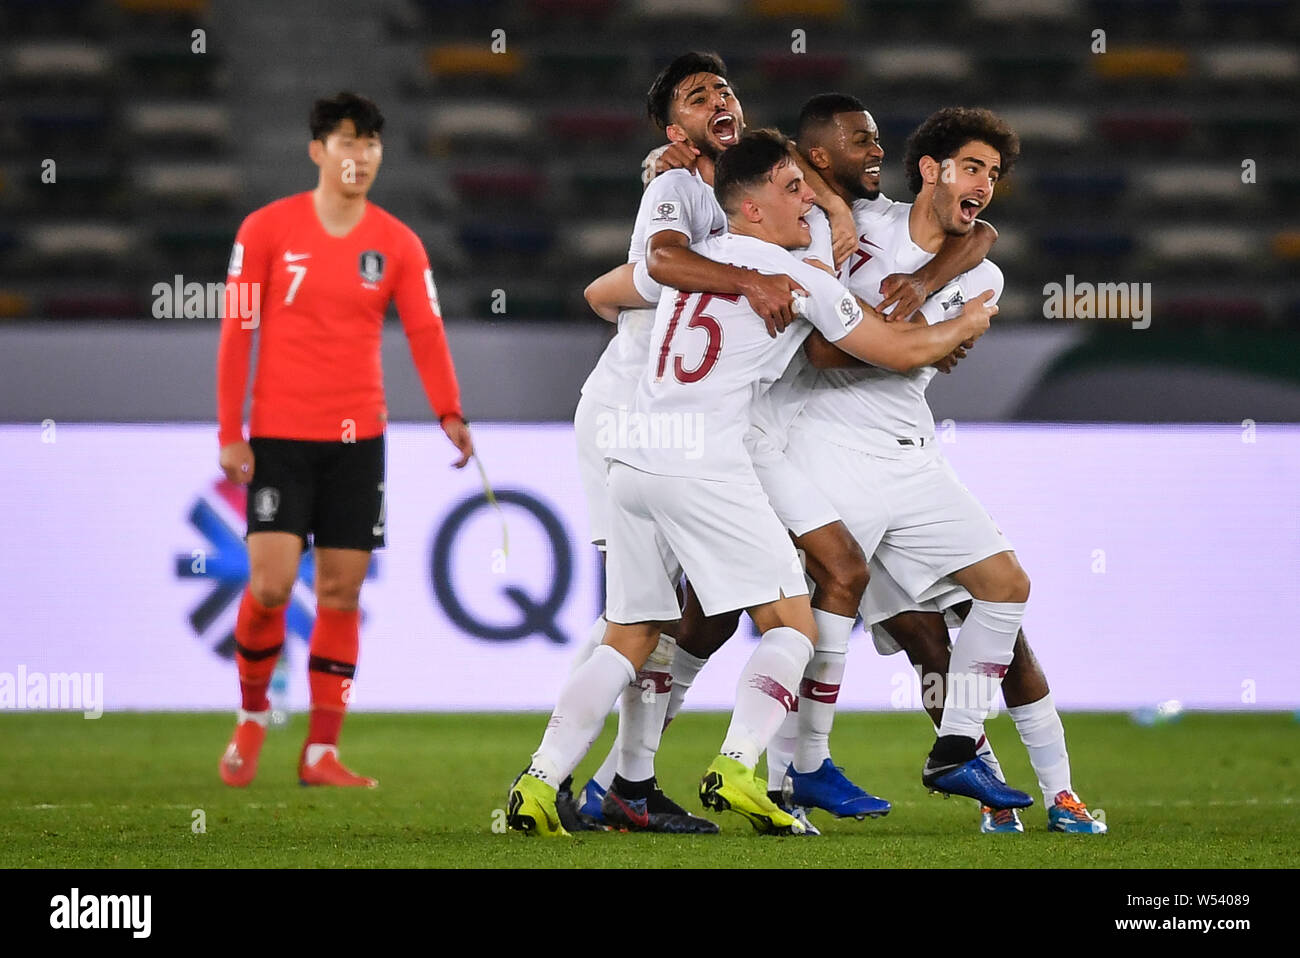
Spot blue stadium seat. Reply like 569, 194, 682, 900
458, 224, 555, 257
1039, 230, 1136, 258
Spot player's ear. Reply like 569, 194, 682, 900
741, 195, 762, 224
919, 155, 940, 186
308, 138, 324, 167
665, 123, 689, 146
807, 145, 831, 173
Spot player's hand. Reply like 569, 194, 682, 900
441, 415, 474, 469
737, 270, 808, 338
959, 289, 998, 340
219, 440, 254, 484
826, 202, 856, 271
879, 272, 928, 320
653, 142, 700, 177
933, 343, 968, 374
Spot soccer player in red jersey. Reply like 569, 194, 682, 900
215, 92, 473, 787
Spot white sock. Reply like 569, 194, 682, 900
975, 731, 1006, 783
238, 707, 270, 727
570, 615, 618, 790
303, 743, 336, 766
615, 634, 676, 782
766, 708, 798, 792
590, 742, 619, 792
720, 626, 814, 769
527, 644, 635, 787
793, 609, 852, 774
1007, 692, 1072, 806
569, 615, 607, 675
663, 647, 708, 729
938, 600, 1025, 741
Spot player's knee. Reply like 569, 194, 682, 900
817, 544, 869, 607
248, 575, 292, 609
1002, 569, 1030, 604
316, 577, 362, 610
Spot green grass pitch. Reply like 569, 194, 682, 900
2, 711, 1295, 868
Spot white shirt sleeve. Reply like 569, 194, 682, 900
639, 170, 705, 249
792, 260, 862, 343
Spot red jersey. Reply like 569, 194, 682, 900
217, 191, 462, 446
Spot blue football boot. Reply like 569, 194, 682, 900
787, 759, 892, 819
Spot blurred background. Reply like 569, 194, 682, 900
1, 0, 1298, 421
0, 0, 1296, 714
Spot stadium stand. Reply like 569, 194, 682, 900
0, 0, 1295, 326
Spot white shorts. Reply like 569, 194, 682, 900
863, 556, 971, 654
604, 461, 808, 623
574, 392, 616, 547
784, 425, 1012, 611
746, 427, 840, 538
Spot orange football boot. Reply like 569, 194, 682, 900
298, 747, 378, 788
219, 720, 267, 787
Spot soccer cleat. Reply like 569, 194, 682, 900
787, 759, 891, 819
699, 755, 805, 835
556, 777, 604, 832
298, 747, 377, 788
767, 789, 820, 836
601, 777, 719, 834
980, 805, 1025, 833
577, 778, 608, 826
1048, 790, 1108, 834
506, 772, 570, 838
219, 719, 267, 787
922, 756, 1033, 809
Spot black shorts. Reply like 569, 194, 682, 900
247, 435, 386, 551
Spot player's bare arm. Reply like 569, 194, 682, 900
821, 289, 996, 373
878, 219, 998, 320
646, 230, 806, 338
584, 263, 652, 322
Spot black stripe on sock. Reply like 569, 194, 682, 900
308, 655, 356, 679
235, 641, 283, 662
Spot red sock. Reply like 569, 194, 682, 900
235, 590, 286, 712
306, 606, 359, 747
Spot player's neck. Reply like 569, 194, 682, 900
907, 194, 945, 253
727, 221, 778, 247
311, 185, 367, 238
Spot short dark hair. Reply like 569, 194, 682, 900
713, 128, 792, 214
797, 92, 868, 145
646, 51, 729, 131
902, 107, 1018, 195
310, 91, 385, 141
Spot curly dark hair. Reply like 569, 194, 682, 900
310, 91, 384, 141
902, 107, 1019, 195
646, 51, 730, 131
713, 128, 792, 214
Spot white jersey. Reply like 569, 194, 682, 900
580, 168, 726, 407
609, 232, 863, 482
751, 194, 894, 447
792, 201, 1004, 455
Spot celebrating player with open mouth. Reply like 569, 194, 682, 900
215, 92, 473, 789
507, 129, 994, 837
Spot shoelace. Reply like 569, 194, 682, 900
990, 808, 1018, 827
1055, 791, 1090, 817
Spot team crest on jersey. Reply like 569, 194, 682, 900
253, 487, 280, 522
359, 250, 385, 285
939, 284, 965, 311
652, 201, 680, 223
